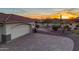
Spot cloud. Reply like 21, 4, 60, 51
0, 8, 79, 16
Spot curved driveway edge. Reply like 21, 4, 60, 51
0, 33, 74, 51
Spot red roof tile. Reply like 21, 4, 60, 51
0, 13, 35, 23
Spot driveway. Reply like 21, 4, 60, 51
0, 33, 74, 51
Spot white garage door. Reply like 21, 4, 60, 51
11, 24, 30, 40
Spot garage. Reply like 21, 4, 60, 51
11, 24, 30, 40
0, 13, 33, 43
5, 23, 31, 40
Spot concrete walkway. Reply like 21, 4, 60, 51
0, 33, 74, 51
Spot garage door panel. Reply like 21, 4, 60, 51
11, 25, 30, 40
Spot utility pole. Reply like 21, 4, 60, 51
60, 14, 62, 23
60, 14, 62, 19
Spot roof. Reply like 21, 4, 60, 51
0, 13, 35, 24
75, 19, 79, 22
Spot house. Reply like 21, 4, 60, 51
75, 18, 79, 22
0, 13, 34, 43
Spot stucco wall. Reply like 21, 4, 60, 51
0, 24, 2, 42
5, 23, 31, 40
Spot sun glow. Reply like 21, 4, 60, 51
62, 16, 70, 19
50, 12, 78, 19
27, 12, 78, 20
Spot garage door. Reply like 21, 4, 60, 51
11, 24, 30, 40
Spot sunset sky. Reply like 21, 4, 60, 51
0, 8, 64, 15
0, 8, 79, 19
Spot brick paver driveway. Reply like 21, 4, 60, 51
0, 33, 74, 51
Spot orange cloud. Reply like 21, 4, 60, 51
50, 12, 78, 19
25, 11, 79, 21
28, 15, 49, 19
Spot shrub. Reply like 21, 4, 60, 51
52, 25, 59, 31
73, 30, 79, 34
76, 23, 79, 27
64, 25, 69, 29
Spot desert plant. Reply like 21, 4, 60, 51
76, 23, 79, 27
73, 30, 79, 34
52, 25, 60, 31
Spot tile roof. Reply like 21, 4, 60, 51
0, 13, 35, 23
75, 19, 79, 22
